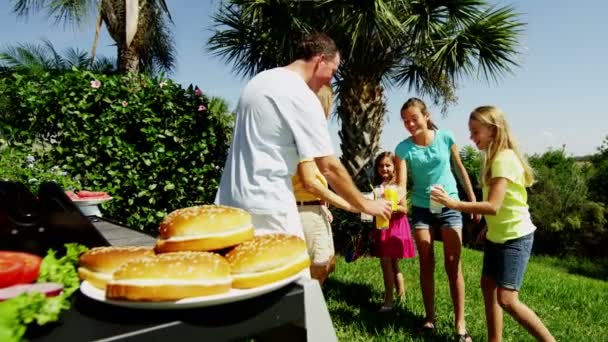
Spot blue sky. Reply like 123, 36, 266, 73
1, 0, 606, 157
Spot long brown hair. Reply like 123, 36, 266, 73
470, 106, 535, 187
373, 151, 396, 186
400, 97, 438, 130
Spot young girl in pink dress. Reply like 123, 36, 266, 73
372, 151, 416, 312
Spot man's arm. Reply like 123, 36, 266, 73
314, 155, 391, 218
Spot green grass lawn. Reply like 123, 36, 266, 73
323, 243, 608, 341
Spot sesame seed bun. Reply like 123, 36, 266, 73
78, 246, 155, 290
105, 252, 232, 301
225, 234, 310, 289
154, 205, 255, 253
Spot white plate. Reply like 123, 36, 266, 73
80, 271, 305, 310
71, 197, 113, 206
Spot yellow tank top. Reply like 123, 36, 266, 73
291, 159, 328, 202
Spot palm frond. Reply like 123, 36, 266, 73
90, 55, 117, 73
138, 1, 175, 74
208, 0, 312, 79
41, 37, 66, 68
428, 5, 524, 83
156, 0, 173, 22
0, 41, 57, 70
47, 0, 95, 26
11, 0, 48, 17
0, 39, 115, 73
13, 0, 96, 27
323, 0, 407, 57
392, 58, 457, 113
63, 47, 90, 68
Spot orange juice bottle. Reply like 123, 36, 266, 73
384, 185, 399, 211
376, 213, 390, 229
375, 186, 390, 229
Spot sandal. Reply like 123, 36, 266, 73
456, 332, 472, 342
416, 321, 435, 335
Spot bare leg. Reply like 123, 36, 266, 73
497, 288, 555, 341
310, 263, 329, 286
327, 255, 336, 274
481, 275, 503, 342
380, 257, 395, 308
441, 227, 467, 336
392, 258, 405, 298
414, 228, 435, 326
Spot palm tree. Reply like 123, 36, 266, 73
0, 39, 116, 73
11, 0, 174, 74
208, 0, 524, 185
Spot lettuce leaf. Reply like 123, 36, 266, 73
0, 243, 88, 342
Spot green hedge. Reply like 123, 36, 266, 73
0, 70, 233, 233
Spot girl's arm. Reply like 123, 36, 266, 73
450, 144, 477, 202
395, 156, 408, 201
431, 177, 508, 215
298, 160, 359, 213
395, 197, 408, 214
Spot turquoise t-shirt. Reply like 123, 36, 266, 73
394, 129, 459, 208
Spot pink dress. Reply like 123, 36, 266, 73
371, 185, 416, 259
373, 212, 416, 258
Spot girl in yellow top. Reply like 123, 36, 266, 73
292, 85, 359, 285
431, 106, 555, 342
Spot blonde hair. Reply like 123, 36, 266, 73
400, 97, 438, 130
316, 84, 334, 118
469, 106, 535, 187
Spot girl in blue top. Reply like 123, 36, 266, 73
395, 98, 480, 341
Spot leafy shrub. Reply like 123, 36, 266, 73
0, 70, 233, 233
528, 149, 606, 256
0, 140, 81, 192
588, 136, 608, 204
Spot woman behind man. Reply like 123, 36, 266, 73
395, 98, 479, 341
292, 85, 359, 285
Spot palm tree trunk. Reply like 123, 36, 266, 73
118, 43, 139, 73
337, 75, 387, 188
89, 4, 103, 67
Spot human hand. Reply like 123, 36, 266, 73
471, 213, 482, 223
430, 186, 456, 208
326, 209, 334, 223
363, 198, 392, 221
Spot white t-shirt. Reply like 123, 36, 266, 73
215, 67, 334, 236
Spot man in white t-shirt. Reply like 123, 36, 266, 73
215, 33, 391, 238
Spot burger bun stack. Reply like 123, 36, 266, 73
78, 205, 310, 302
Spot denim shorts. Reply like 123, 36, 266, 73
482, 233, 534, 291
411, 206, 463, 229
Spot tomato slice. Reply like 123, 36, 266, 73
0, 259, 24, 288
0, 251, 42, 284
